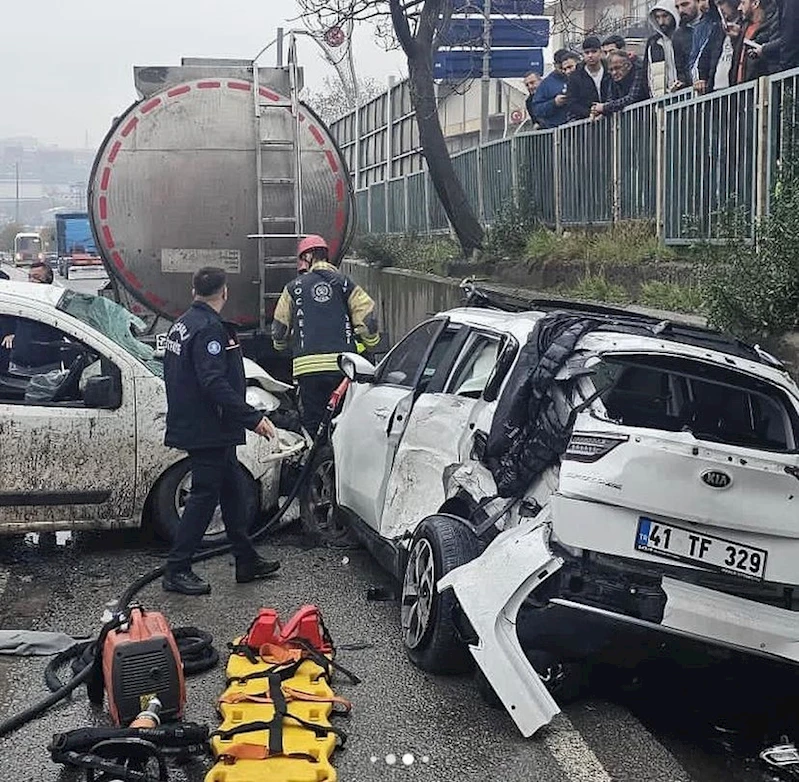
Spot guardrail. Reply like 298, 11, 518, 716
353, 67, 799, 245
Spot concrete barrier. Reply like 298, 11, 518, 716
343, 259, 799, 380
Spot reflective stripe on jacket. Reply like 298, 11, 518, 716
271, 261, 379, 377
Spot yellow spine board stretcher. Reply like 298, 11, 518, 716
205, 639, 351, 782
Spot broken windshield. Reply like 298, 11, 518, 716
589, 354, 799, 453
57, 290, 163, 377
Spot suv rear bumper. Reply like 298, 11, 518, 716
440, 516, 799, 737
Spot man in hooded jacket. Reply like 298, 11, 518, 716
644, 0, 692, 95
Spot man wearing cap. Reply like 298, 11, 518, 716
566, 36, 611, 121
272, 235, 380, 438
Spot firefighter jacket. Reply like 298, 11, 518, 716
271, 261, 379, 377
163, 301, 262, 451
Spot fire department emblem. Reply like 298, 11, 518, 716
312, 282, 332, 303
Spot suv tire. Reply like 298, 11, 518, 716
401, 514, 479, 674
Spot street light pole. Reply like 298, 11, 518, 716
480, 0, 492, 145
15, 162, 20, 224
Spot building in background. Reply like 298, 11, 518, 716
0, 138, 91, 227
548, 0, 650, 53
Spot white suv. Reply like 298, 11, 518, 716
306, 290, 799, 736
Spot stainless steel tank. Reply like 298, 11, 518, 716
88, 59, 355, 328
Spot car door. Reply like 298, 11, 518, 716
379, 329, 505, 540
0, 309, 137, 531
333, 318, 457, 531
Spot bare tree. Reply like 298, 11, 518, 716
296, 0, 484, 256
546, 0, 627, 49
304, 75, 384, 124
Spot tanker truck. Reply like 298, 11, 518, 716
88, 57, 355, 377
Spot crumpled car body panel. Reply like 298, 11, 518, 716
438, 519, 563, 736
444, 511, 799, 737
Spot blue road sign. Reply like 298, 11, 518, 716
454, 0, 546, 14
433, 49, 545, 80
440, 17, 550, 48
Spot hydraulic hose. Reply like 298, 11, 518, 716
0, 380, 347, 739
0, 615, 121, 738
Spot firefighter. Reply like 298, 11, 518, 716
272, 235, 380, 437
161, 266, 281, 596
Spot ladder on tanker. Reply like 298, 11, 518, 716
251, 50, 305, 333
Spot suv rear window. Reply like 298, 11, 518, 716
590, 354, 799, 452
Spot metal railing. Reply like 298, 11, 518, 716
353, 67, 799, 245
664, 82, 760, 243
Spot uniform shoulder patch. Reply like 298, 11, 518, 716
207, 340, 222, 355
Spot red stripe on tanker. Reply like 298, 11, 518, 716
88, 65, 354, 328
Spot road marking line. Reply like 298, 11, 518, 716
543, 714, 613, 782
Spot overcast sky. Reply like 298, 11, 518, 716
0, 0, 406, 149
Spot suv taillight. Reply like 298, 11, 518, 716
564, 434, 627, 462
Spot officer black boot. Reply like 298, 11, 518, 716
236, 555, 281, 584
162, 569, 212, 596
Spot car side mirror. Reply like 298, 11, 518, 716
83, 375, 121, 409
338, 352, 375, 383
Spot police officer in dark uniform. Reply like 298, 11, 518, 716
162, 266, 280, 596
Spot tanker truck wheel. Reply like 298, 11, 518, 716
150, 460, 258, 547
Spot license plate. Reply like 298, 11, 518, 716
635, 518, 767, 581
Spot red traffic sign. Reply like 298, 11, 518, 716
511, 109, 524, 124
323, 26, 346, 47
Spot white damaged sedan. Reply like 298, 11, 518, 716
314, 292, 799, 736
0, 282, 306, 543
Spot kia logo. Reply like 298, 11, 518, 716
701, 470, 732, 489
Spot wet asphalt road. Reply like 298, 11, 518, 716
0, 528, 796, 782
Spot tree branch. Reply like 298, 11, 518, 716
389, 0, 416, 56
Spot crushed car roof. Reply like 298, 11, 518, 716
442, 302, 787, 376
0, 281, 66, 308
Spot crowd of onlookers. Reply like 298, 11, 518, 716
524, 0, 798, 128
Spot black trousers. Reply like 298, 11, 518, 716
297, 371, 342, 438
166, 445, 258, 574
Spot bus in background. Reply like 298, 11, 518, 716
13, 232, 43, 266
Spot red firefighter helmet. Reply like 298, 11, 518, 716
297, 235, 329, 257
